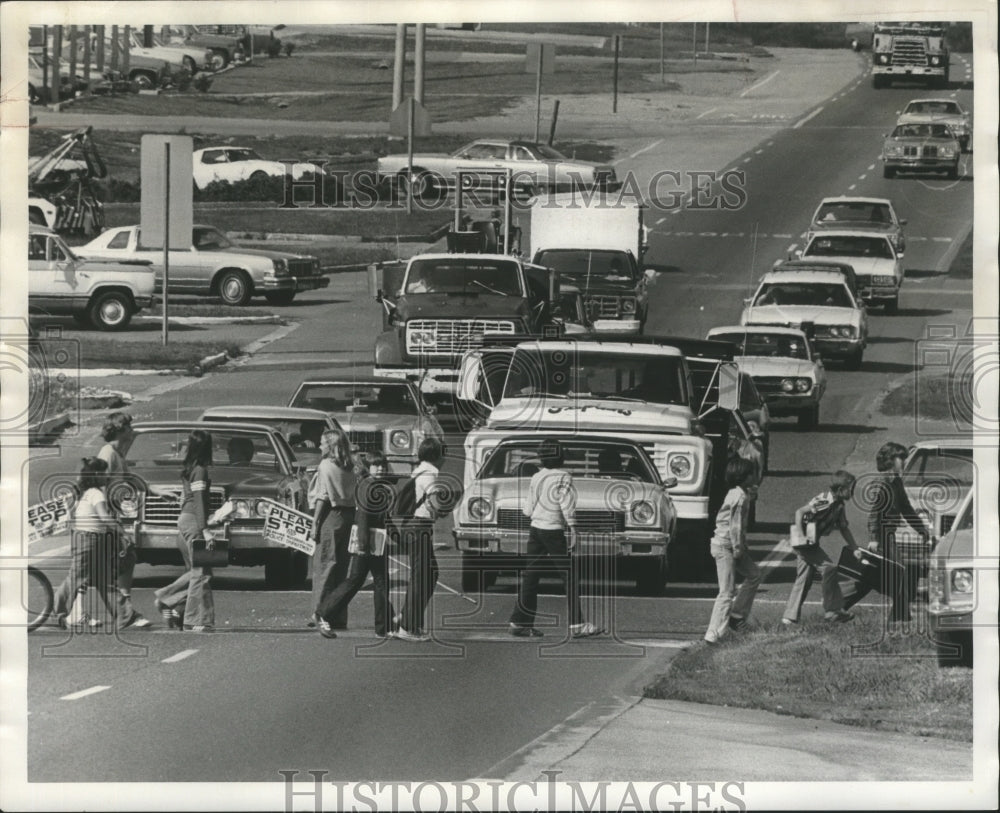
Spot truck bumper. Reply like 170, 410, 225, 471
669, 495, 709, 522
875, 67, 947, 77
592, 318, 642, 334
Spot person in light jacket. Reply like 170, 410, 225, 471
704, 457, 762, 644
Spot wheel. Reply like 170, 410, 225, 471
217, 270, 253, 306
131, 70, 157, 89
209, 49, 229, 70
264, 291, 296, 306
26, 567, 55, 632
88, 291, 133, 331
883, 165, 896, 179
946, 165, 959, 181
249, 170, 269, 182
182, 55, 197, 74
798, 403, 820, 429
935, 630, 972, 667
634, 559, 668, 597
883, 297, 899, 315
843, 348, 864, 370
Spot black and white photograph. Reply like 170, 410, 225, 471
1, 1, 997, 810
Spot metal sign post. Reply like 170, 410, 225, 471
163, 142, 170, 345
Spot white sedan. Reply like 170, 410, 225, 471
795, 230, 904, 313
896, 98, 971, 152
193, 147, 326, 190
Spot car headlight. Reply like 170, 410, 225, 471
390, 429, 411, 450
781, 378, 795, 392
233, 499, 251, 519
668, 454, 691, 478
255, 500, 270, 518
930, 56, 941, 66
468, 496, 494, 521
884, 144, 903, 157
621, 298, 637, 315
795, 378, 812, 393
272, 258, 289, 276
118, 497, 139, 519
410, 330, 436, 347
951, 569, 973, 594
939, 146, 957, 158
878, 54, 889, 64
630, 500, 656, 525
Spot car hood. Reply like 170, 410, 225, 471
932, 527, 974, 561
128, 464, 290, 493
487, 398, 693, 433
736, 357, 819, 377
802, 255, 895, 276
569, 278, 640, 295
217, 246, 316, 261
742, 304, 861, 327
397, 295, 530, 321
334, 412, 420, 432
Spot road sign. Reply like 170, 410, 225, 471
140, 134, 192, 250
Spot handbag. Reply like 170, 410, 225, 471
193, 529, 229, 568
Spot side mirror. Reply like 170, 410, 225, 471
661, 476, 678, 489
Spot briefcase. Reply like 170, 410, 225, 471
193, 530, 230, 568
836, 546, 903, 592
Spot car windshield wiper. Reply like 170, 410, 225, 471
469, 280, 509, 296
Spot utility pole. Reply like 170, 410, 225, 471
705, 22, 710, 55
659, 22, 665, 84
692, 24, 697, 64
392, 24, 406, 111
414, 23, 426, 104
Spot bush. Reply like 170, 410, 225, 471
283, 42, 296, 57
193, 72, 214, 93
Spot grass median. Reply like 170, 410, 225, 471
645, 614, 972, 741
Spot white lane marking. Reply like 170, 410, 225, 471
848, 183, 857, 190
793, 106, 824, 129
773, 233, 792, 239
786, 243, 798, 254
162, 649, 199, 663
767, 141, 774, 146
932, 237, 953, 243
740, 69, 780, 97
628, 138, 664, 159
755, 149, 764, 154
859, 174, 867, 180
868, 164, 876, 171
908, 236, 928, 241
743, 157, 752, 163
695, 106, 718, 120
61, 686, 111, 701
656, 216, 667, 225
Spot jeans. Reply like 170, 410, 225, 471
840, 543, 917, 622
705, 542, 761, 642
510, 526, 584, 629
318, 552, 395, 636
398, 520, 438, 634
154, 513, 214, 628
783, 543, 844, 622
52, 530, 117, 622
312, 506, 354, 628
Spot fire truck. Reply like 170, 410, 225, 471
871, 22, 949, 89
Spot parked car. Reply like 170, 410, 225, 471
198, 406, 343, 472
898, 439, 974, 573
75, 224, 328, 306
120, 28, 214, 77
805, 196, 907, 253
119, 421, 311, 588
28, 225, 155, 330
174, 25, 248, 69
740, 269, 868, 369
287, 378, 444, 474
795, 231, 905, 313
376, 139, 616, 199
896, 98, 971, 152
881, 122, 961, 180
454, 435, 678, 595
928, 488, 975, 667
192, 147, 326, 190
707, 325, 826, 428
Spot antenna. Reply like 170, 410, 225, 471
748, 222, 760, 298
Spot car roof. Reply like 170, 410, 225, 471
907, 439, 975, 452
759, 270, 850, 284
198, 406, 334, 421
408, 252, 520, 263
806, 230, 893, 240
133, 421, 282, 435
708, 325, 808, 338
296, 378, 414, 388
904, 98, 961, 106
516, 340, 683, 357
815, 196, 892, 207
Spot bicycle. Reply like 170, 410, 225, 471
26, 565, 55, 632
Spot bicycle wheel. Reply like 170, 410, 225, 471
26, 566, 55, 633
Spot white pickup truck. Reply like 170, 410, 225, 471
530, 196, 650, 334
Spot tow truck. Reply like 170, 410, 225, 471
28, 126, 107, 237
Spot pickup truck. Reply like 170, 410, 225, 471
530, 196, 650, 334
28, 225, 155, 330
369, 252, 560, 403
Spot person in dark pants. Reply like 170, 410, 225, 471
317, 451, 396, 639
842, 441, 930, 624
509, 439, 600, 639
395, 438, 448, 642
307, 428, 358, 637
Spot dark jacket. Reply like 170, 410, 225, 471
867, 473, 928, 550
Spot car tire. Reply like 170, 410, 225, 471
209, 49, 229, 70
798, 404, 820, 430
398, 170, 441, 202
635, 559, 668, 597
883, 165, 896, 179
844, 348, 864, 370
935, 629, 972, 668
88, 291, 134, 331
130, 70, 157, 90
182, 55, 198, 74
264, 291, 296, 306
249, 170, 269, 182
217, 269, 253, 306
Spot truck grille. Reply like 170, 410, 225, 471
923, 146, 938, 157
142, 488, 226, 526
348, 430, 383, 454
406, 319, 516, 355
891, 37, 928, 66
586, 295, 621, 318
288, 259, 319, 278
496, 508, 624, 533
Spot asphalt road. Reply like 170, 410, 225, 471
22, 58, 975, 782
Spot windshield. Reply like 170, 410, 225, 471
229, 149, 263, 161
753, 283, 853, 309
535, 250, 636, 284
814, 202, 892, 225
891, 123, 954, 139
902, 448, 974, 488
193, 227, 234, 250
710, 332, 810, 360
905, 101, 961, 116
805, 235, 894, 260
529, 143, 568, 160
201, 416, 329, 455
290, 383, 418, 416
502, 349, 688, 406
404, 258, 523, 296
480, 441, 657, 483
126, 429, 285, 474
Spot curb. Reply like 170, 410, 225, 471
134, 314, 285, 326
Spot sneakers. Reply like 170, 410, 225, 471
780, 618, 799, 628
307, 614, 319, 628
318, 619, 337, 639
824, 610, 855, 623
118, 612, 152, 631
569, 622, 602, 638
510, 623, 543, 638
728, 616, 748, 632
395, 627, 430, 642
184, 625, 214, 633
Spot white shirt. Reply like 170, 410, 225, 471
412, 460, 439, 520
525, 467, 576, 531
73, 488, 109, 534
